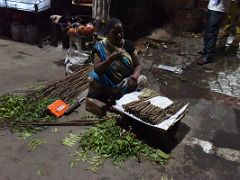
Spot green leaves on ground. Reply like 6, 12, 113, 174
28, 138, 47, 151
17, 130, 32, 140
0, 94, 56, 122
61, 133, 81, 147
80, 112, 101, 120
0, 94, 57, 136
69, 117, 169, 172
161, 176, 174, 180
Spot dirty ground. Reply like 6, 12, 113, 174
0, 33, 240, 180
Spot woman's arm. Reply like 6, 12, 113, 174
93, 50, 123, 74
131, 50, 142, 80
127, 50, 142, 91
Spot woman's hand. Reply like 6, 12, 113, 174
127, 76, 138, 91
50, 15, 63, 24
107, 50, 123, 63
93, 50, 123, 74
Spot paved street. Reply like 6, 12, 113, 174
209, 67, 240, 98
0, 37, 239, 180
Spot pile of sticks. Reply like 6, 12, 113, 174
36, 65, 93, 102
138, 88, 161, 100
123, 100, 184, 125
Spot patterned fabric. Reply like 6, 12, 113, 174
88, 39, 147, 99
90, 39, 134, 86
87, 75, 148, 100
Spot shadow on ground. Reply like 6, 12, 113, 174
117, 115, 190, 153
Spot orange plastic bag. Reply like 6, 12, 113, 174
47, 100, 69, 117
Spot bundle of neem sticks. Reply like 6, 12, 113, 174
122, 89, 184, 125
36, 65, 92, 103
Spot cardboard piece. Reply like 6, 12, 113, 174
113, 92, 189, 131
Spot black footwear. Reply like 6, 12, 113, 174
197, 51, 204, 55
196, 57, 212, 65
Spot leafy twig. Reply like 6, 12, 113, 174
28, 138, 47, 151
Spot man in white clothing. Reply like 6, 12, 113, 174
197, 0, 232, 65
92, 0, 111, 33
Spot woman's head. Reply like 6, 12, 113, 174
105, 18, 124, 47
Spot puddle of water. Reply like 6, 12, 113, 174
139, 36, 239, 105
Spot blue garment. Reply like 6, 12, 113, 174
89, 71, 129, 95
89, 40, 134, 89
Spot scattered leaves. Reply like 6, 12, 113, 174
0, 94, 57, 135
80, 112, 101, 120
0, 94, 56, 122
28, 138, 47, 151
36, 169, 42, 176
17, 130, 32, 140
50, 128, 58, 133
70, 117, 169, 172
161, 176, 174, 180
61, 133, 81, 147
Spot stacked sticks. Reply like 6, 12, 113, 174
36, 65, 93, 102
123, 89, 184, 125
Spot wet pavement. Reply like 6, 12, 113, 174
209, 67, 240, 98
139, 35, 240, 106
0, 34, 240, 180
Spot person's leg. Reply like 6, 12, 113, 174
87, 77, 104, 99
236, 26, 240, 42
61, 30, 69, 49
236, 26, 240, 58
87, 71, 116, 102
198, 10, 224, 65
203, 10, 211, 55
50, 22, 59, 47
87, 77, 118, 104
205, 11, 224, 59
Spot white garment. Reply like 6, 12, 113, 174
92, 0, 111, 23
208, 0, 232, 12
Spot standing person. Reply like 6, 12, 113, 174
50, 0, 72, 48
87, 18, 147, 103
92, 0, 111, 33
197, 0, 232, 65
218, 1, 240, 47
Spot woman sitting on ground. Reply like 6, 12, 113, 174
88, 18, 147, 103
